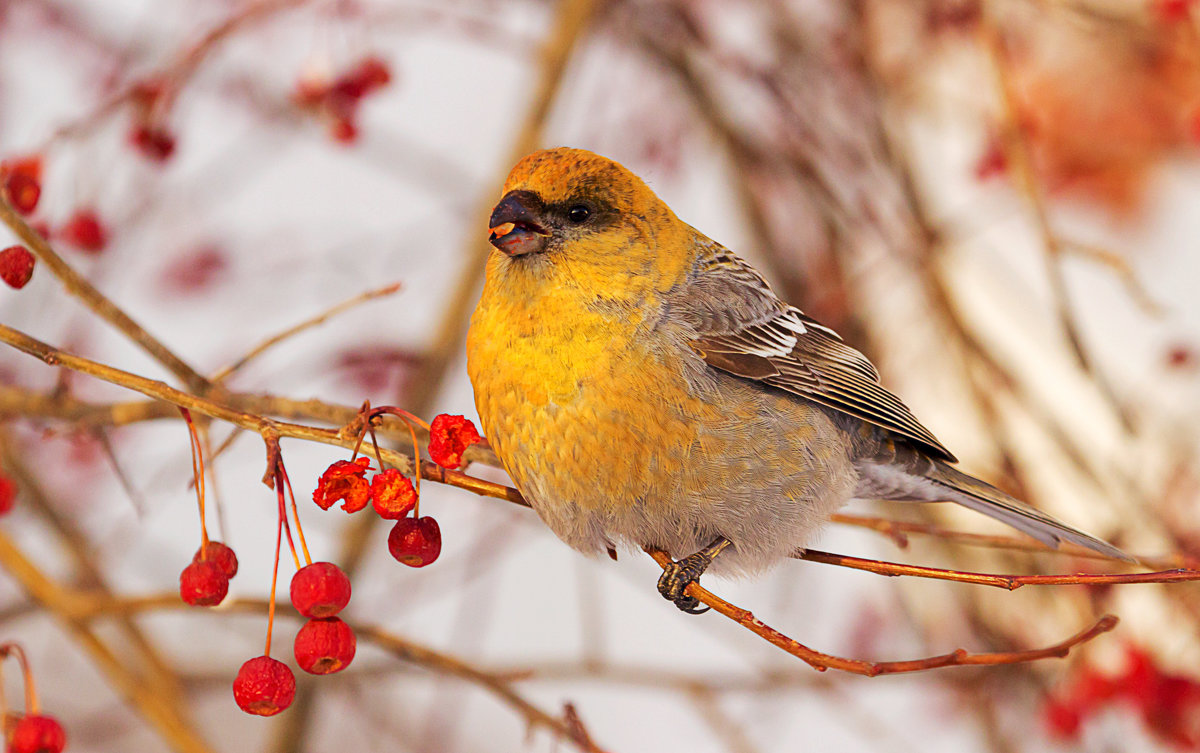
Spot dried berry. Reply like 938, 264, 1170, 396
0, 474, 15, 514
232, 656, 295, 716
8, 714, 66, 753
388, 516, 441, 567
370, 469, 416, 520
59, 209, 109, 254
0, 246, 35, 289
312, 457, 372, 512
192, 541, 239, 579
130, 125, 177, 162
428, 414, 482, 470
179, 560, 229, 606
289, 562, 351, 618
293, 617, 356, 675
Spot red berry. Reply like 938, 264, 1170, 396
388, 516, 441, 567
161, 245, 228, 294
8, 714, 66, 753
0, 246, 35, 289
59, 209, 109, 254
329, 117, 358, 144
312, 457, 372, 512
129, 125, 177, 162
289, 562, 351, 618
428, 414, 482, 470
293, 617, 356, 675
232, 656, 295, 716
4, 172, 40, 215
1, 155, 42, 216
332, 56, 392, 101
192, 541, 239, 579
0, 474, 15, 514
370, 469, 416, 520
179, 560, 229, 606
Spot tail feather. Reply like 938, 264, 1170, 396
926, 461, 1133, 562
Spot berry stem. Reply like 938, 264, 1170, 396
0, 642, 38, 714
278, 463, 312, 566
367, 409, 422, 515
275, 470, 301, 571
180, 407, 210, 555
265, 510, 282, 658
369, 406, 431, 431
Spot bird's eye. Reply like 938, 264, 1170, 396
566, 204, 591, 224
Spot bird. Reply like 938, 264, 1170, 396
465, 147, 1128, 613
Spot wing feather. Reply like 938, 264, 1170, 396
674, 238, 957, 462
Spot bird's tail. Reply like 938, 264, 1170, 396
924, 460, 1132, 562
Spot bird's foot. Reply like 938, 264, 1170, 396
655, 537, 731, 615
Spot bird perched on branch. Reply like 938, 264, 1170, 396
466, 147, 1127, 613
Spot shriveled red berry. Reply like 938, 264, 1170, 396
289, 562, 351, 618
0, 246, 35, 289
294, 617, 356, 675
179, 560, 229, 606
312, 457, 372, 512
59, 209, 109, 254
8, 713, 66, 753
233, 656, 295, 716
192, 541, 239, 579
388, 516, 441, 567
130, 125, 177, 162
0, 474, 16, 514
428, 414, 482, 470
370, 469, 416, 520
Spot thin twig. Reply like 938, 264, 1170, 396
978, 7, 1132, 430
0, 196, 209, 392
211, 282, 402, 383
64, 594, 608, 753
0, 530, 214, 753
797, 549, 1200, 590
645, 547, 1116, 676
829, 513, 1199, 571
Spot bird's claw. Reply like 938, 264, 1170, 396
657, 556, 711, 615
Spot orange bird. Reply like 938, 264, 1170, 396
467, 147, 1127, 613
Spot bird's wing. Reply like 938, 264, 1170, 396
672, 238, 957, 462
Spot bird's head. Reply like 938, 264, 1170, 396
486, 148, 694, 295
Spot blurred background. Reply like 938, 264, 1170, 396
0, 0, 1199, 750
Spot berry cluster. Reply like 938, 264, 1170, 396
0, 156, 41, 291
310, 412, 481, 568
233, 561, 358, 716
0, 152, 113, 285
167, 408, 484, 717
180, 541, 239, 606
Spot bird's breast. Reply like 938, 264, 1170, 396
467, 281, 705, 512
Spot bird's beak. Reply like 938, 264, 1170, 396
488, 190, 551, 256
